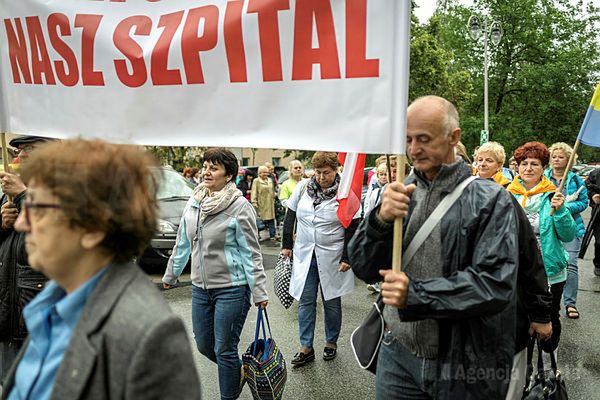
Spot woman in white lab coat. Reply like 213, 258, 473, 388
280, 152, 359, 367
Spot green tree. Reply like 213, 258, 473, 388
433, 0, 600, 160
146, 146, 205, 172
409, 15, 474, 108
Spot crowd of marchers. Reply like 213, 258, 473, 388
1, 95, 599, 400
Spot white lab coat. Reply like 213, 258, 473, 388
287, 180, 356, 301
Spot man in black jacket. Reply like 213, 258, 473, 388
585, 167, 600, 276
0, 136, 52, 379
349, 96, 519, 399
506, 194, 552, 398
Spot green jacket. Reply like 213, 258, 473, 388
537, 192, 576, 280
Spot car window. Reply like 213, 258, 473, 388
155, 168, 194, 200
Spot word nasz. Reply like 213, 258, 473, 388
3, 0, 380, 87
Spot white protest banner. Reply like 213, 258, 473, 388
0, 0, 410, 154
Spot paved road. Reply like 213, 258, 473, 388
152, 211, 600, 400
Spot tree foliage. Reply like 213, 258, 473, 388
146, 146, 205, 172
432, 0, 600, 161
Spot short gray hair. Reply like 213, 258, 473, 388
443, 102, 460, 137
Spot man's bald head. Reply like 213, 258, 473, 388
405, 96, 461, 181
408, 96, 460, 138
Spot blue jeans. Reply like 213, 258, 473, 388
265, 219, 276, 238
376, 331, 437, 399
192, 285, 251, 400
298, 255, 342, 348
563, 237, 581, 307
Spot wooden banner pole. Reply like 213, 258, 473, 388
1, 133, 13, 202
392, 154, 407, 273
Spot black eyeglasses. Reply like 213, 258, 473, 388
22, 202, 63, 226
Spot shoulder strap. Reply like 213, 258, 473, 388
292, 182, 309, 238
403, 176, 477, 267
300, 181, 308, 198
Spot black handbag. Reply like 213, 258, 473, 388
350, 295, 384, 373
522, 337, 568, 400
350, 176, 477, 374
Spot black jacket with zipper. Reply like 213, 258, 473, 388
0, 191, 47, 343
509, 195, 552, 353
349, 163, 518, 400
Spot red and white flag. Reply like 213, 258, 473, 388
337, 152, 366, 228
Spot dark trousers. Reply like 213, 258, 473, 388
0, 341, 20, 380
542, 281, 565, 353
594, 227, 600, 268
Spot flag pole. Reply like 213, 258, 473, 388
550, 139, 580, 216
385, 155, 392, 182
1, 133, 12, 202
392, 154, 407, 273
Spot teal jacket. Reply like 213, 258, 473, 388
544, 169, 588, 237
511, 190, 576, 282
536, 192, 576, 280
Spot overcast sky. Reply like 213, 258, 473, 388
413, 0, 599, 22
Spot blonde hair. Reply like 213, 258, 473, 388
476, 141, 506, 165
455, 141, 471, 165
549, 142, 577, 164
258, 165, 269, 173
374, 155, 386, 167
288, 159, 303, 173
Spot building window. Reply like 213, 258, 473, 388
271, 157, 281, 166
242, 157, 250, 166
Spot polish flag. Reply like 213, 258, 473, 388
337, 152, 366, 228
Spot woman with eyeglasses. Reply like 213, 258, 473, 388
3, 139, 201, 400
280, 152, 359, 367
507, 141, 576, 353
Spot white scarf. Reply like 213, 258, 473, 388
193, 181, 242, 224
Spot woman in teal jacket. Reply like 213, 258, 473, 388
545, 142, 588, 319
507, 142, 576, 352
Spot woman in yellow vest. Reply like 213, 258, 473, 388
506, 141, 576, 353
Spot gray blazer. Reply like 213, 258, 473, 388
0, 262, 201, 400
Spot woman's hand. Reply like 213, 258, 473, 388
529, 321, 552, 340
338, 262, 351, 272
281, 249, 292, 258
256, 300, 268, 308
551, 191, 565, 210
